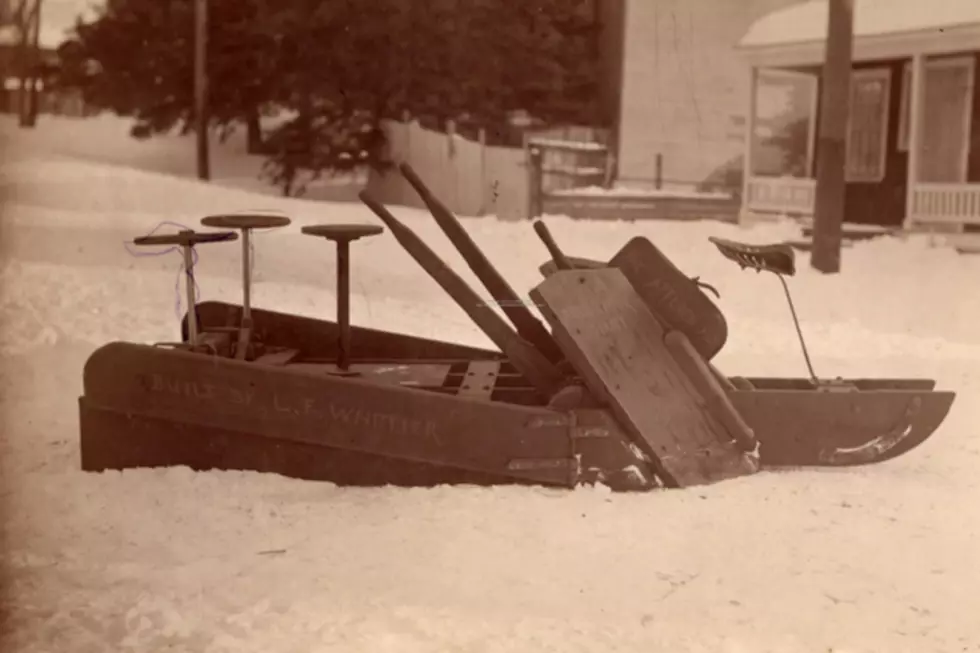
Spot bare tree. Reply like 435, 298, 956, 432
12, 0, 42, 128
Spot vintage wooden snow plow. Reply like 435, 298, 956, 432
77, 163, 956, 490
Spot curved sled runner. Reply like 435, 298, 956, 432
77, 164, 955, 490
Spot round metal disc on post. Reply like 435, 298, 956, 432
300, 223, 384, 372
200, 212, 293, 358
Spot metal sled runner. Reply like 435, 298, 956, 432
77, 163, 956, 490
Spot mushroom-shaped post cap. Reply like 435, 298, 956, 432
133, 229, 239, 248
201, 212, 292, 230
300, 223, 384, 244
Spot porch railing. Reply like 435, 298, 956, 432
909, 183, 980, 227
745, 176, 816, 215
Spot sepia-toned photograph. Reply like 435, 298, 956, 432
1, 0, 977, 650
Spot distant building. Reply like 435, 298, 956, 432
600, 0, 803, 193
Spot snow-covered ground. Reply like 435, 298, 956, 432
2, 116, 980, 652
1, 114, 367, 203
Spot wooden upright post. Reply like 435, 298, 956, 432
741, 68, 758, 223
527, 145, 544, 218
810, 0, 853, 274
903, 54, 925, 230
193, 0, 210, 181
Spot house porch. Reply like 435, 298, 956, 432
737, 0, 980, 231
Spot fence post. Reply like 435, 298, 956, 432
603, 149, 616, 189
446, 118, 457, 159
478, 127, 487, 216
400, 109, 411, 166
396, 110, 412, 200
444, 118, 458, 213
527, 144, 544, 219
655, 153, 663, 190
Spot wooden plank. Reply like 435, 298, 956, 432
529, 268, 758, 488
254, 348, 301, 366
286, 362, 452, 388
457, 360, 501, 401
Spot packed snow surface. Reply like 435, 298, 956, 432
2, 116, 980, 652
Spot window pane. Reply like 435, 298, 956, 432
751, 70, 816, 178
846, 70, 890, 182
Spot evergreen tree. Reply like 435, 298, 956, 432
56, 0, 603, 194
58, 0, 275, 139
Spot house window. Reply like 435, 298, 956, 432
751, 69, 818, 178
845, 68, 891, 183
897, 56, 976, 164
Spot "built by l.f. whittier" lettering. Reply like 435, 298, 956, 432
140, 372, 439, 440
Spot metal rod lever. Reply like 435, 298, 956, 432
533, 220, 572, 271
336, 240, 351, 371
237, 227, 254, 359
774, 273, 818, 382
241, 227, 252, 322
180, 236, 199, 346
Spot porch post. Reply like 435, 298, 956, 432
904, 53, 925, 230
741, 67, 758, 222
805, 74, 820, 179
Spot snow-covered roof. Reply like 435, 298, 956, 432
738, 0, 980, 66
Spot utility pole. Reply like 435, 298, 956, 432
15, 0, 41, 128
194, 0, 211, 180
810, 0, 853, 274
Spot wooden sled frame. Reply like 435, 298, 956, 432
77, 164, 957, 491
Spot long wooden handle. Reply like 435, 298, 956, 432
533, 220, 573, 271
359, 190, 564, 398
663, 330, 758, 454
399, 163, 564, 364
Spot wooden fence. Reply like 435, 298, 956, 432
527, 141, 740, 223
365, 119, 609, 220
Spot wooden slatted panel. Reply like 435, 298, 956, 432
530, 267, 758, 488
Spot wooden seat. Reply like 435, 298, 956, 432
201, 212, 292, 230
134, 230, 238, 248
133, 229, 238, 347
301, 224, 383, 242
708, 236, 797, 277
301, 223, 385, 372
198, 212, 291, 360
